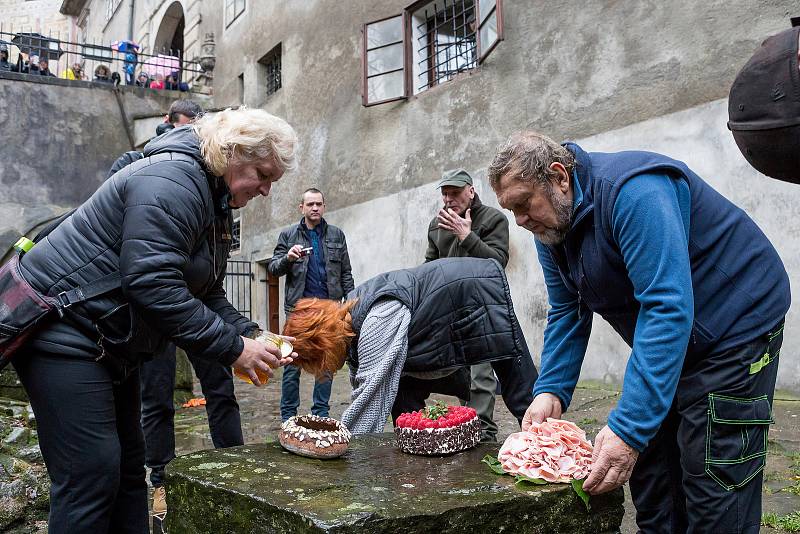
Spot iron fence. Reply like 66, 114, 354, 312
224, 260, 253, 321
0, 25, 204, 89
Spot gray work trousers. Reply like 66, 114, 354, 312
461, 362, 498, 441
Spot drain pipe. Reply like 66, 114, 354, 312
128, 0, 135, 41
113, 87, 137, 150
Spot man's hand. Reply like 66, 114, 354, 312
583, 425, 639, 495
522, 393, 563, 430
437, 208, 472, 241
232, 336, 293, 386
287, 244, 304, 263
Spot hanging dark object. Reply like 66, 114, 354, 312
728, 25, 800, 184
10, 32, 64, 61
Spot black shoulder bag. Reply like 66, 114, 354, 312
0, 211, 121, 372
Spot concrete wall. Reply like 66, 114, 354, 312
198, 0, 795, 226
575, 100, 800, 393
192, 0, 799, 391
253, 99, 800, 394
0, 72, 182, 256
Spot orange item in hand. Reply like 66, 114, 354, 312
234, 368, 271, 385
233, 332, 291, 385
181, 398, 207, 408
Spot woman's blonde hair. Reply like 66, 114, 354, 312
193, 107, 298, 176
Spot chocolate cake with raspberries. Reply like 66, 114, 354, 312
394, 402, 481, 455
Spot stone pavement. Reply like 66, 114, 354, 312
174, 368, 800, 534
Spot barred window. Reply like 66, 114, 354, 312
413, 0, 476, 93
362, 0, 503, 106
231, 215, 241, 254
225, 0, 246, 28
259, 43, 282, 97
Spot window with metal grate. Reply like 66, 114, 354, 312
259, 43, 282, 97
231, 215, 241, 254
362, 0, 503, 106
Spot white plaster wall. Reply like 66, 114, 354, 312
267, 98, 799, 393
577, 98, 800, 393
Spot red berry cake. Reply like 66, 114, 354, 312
394, 402, 481, 455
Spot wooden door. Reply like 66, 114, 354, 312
267, 268, 280, 333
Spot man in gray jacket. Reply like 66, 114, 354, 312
393, 169, 510, 441
269, 188, 354, 420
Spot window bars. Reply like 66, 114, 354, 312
415, 0, 477, 92
361, 0, 502, 106
224, 260, 252, 320
260, 44, 282, 97
231, 216, 242, 253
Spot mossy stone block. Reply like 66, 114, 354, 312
165, 433, 623, 533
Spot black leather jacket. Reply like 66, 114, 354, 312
268, 219, 354, 313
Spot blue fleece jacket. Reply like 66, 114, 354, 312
533, 144, 790, 452
534, 172, 692, 451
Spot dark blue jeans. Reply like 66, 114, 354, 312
140, 343, 243, 487
280, 364, 332, 421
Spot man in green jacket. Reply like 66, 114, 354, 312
392, 169, 510, 441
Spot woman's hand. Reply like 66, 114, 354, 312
232, 336, 293, 386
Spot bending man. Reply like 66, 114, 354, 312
490, 131, 789, 533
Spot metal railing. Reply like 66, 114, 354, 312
0, 25, 205, 90
224, 260, 253, 321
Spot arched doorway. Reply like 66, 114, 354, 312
153, 1, 185, 57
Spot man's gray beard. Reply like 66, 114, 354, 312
533, 186, 573, 246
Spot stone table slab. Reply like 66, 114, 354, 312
165, 433, 623, 534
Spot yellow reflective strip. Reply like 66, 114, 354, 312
749, 353, 770, 375
13, 237, 34, 253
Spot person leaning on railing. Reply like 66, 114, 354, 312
60, 62, 85, 80
0, 45, 12, 71
10, 107, 299, 533
94, 64, 112, 84
36, 57, 55, 77
134, 70, 149, 86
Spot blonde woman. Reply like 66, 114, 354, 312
11, 107, 297, 533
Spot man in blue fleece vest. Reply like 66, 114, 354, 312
489, 131, 790, 533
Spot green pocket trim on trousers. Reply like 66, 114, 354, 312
705, 394, 773, 491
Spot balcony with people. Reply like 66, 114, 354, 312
0, 29, 204, 93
